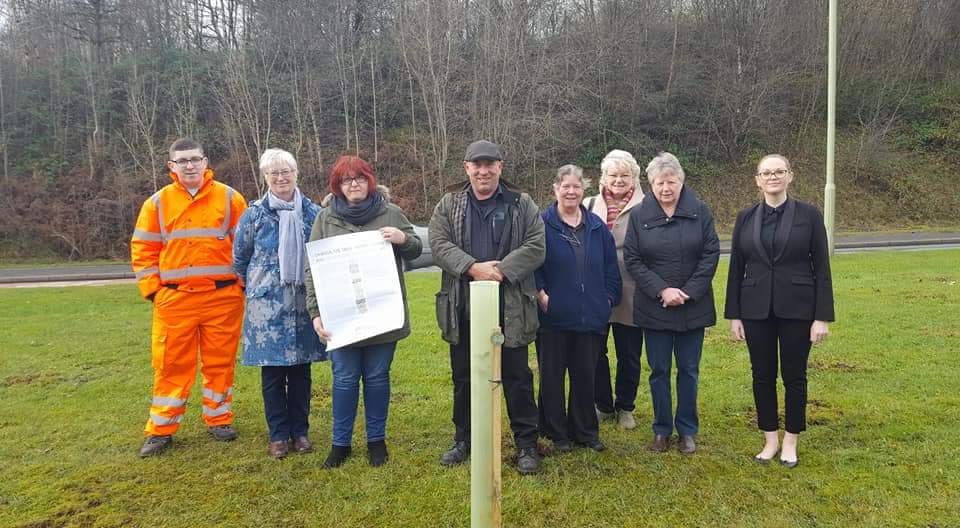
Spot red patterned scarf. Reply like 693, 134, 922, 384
601, 186, 635, 229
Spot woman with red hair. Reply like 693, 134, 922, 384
305, 155, 422, 469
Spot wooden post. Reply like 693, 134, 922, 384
491, 328, 504, 528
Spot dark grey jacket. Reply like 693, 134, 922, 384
623, 186, 719, 332
429, 181, 545, 347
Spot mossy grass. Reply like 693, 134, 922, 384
1, 250, 958, 527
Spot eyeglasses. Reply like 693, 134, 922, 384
757, 169, 789, 179
267, 169, 293, 178
341, 177, 368, 186
171, 156, 205, 167
559, 230, 582, 248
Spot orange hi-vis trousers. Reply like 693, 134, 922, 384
145, 283, 244, 437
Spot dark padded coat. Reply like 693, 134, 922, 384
623, 186, 720, 332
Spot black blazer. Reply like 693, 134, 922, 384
724, 198, 835, 322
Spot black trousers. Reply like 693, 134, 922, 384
594, 323, 644, 413
743, 317, 813, 434
450, 317, 539, 449
261, 363, 312, 442
537, 329, 604, 443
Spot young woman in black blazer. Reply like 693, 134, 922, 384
724, 154, 835, 468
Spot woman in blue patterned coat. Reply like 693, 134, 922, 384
233, 148, 326, 459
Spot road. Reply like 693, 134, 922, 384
1, 231, 958, 287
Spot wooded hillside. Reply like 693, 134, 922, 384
2, 0, 959, 259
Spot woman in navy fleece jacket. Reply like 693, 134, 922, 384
535, 164, 622, 453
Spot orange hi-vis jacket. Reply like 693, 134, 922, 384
131, 169, 247, 297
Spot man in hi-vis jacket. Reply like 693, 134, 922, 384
131, 137, 247, 457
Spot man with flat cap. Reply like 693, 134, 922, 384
429, 140, 545, 475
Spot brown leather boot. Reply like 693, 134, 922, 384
649, 434, 669, 452
268, 440, 289, 459
291, 436, 314, 454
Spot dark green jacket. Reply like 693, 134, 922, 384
428, 181, 545, 347
305, 197, 422, 347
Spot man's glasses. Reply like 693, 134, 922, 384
172, 156, 205, 167
757, 169, 789, 179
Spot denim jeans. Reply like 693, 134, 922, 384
261, 363, 312, 442
330, 341, 396, 446
644, 328, 704, 437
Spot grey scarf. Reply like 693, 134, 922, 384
267, 189, 305, 285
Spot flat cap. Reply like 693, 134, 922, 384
464, 140, 503, 162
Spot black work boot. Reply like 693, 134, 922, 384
138, 435, 172, 458
439, 441, 470, 466
207, 425, 238, 441
322, 445, 352, 469
516, 447, 541, 475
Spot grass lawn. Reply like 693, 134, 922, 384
0, 259, 126, 270
0, 250, 958, 527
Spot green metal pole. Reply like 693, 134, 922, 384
825, 0, 838, 255
470, 281, 501, 528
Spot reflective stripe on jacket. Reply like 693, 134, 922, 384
131, 168, 248, 299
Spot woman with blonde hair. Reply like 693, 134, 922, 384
585, 149, 645, 430
724, 154, 834, 468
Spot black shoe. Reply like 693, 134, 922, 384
439, 441, 470, 467
368, 440, 389, 467
576, 439, 606, 452
138, 435, 172, 457
322, 445, 352, 469
553, 440, 574, 454
207, 425, 238, 442
679, 435, 696, 454
516, 447, 540, 475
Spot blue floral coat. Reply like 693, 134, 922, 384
233, 194, 327, 366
